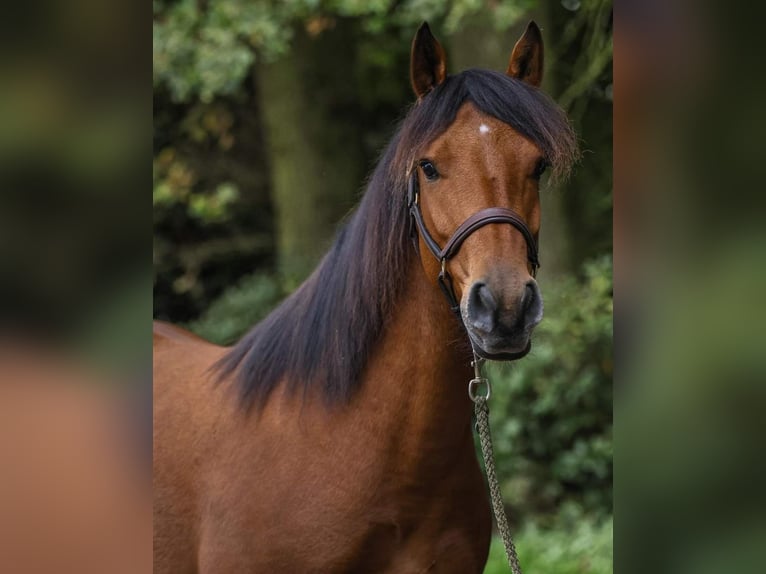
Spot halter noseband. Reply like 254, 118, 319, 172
407, 165, 540, 315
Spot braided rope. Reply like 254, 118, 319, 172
474, 396, 524, 574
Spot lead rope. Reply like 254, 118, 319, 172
469, 351, 524, 574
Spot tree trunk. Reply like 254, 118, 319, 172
257, 20, 365, 287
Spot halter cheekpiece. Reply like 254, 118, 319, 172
406, 163, 540, 315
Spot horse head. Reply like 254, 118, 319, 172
406, 22, 570, 360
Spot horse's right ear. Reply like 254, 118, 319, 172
507, 21, 544, 87
410, 22, 447, 100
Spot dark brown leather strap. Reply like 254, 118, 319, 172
441, 207, 539, 269
409, 198, 444, 258
407, 170, 539, 271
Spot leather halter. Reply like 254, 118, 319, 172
407, 165, 540, 315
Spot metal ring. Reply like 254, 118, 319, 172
468, 377, 491, 402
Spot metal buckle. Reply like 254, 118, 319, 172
468, 377, 491, 402
406, 164, 419, 207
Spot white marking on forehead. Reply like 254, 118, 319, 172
479, 123, 490, 134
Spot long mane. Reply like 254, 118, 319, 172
216, 69, 578, 409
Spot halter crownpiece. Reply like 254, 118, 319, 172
406, 165, 540, 314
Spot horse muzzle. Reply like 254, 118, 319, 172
462, 278, 543, 360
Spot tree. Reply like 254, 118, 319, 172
257, 20, 366, 285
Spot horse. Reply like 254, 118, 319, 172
154, 21, 577, 573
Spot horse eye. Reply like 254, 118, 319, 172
533, 159, 549, 180
419, 160, 439, 181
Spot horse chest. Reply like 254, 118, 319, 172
270, 489, 491, 573
197, 446, 491, 573
346, 493, 492, 573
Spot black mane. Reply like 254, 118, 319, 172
216, 69, 578, 409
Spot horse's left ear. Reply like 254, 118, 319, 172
410, 22, 447, 99
507, 21, 544, 87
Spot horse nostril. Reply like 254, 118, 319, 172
467, 282, 497, 332
521, 280, 543, 329
521, 282, 534, 313
476, 283, 497, 311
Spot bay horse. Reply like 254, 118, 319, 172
154, 22, 577, 573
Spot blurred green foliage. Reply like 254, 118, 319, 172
153, 0, 536, 103
485, 256, 613, 521
153, 147, 240, 224
189, 272, 284, 345
484, 511, 612, 573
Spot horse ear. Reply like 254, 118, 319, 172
410, 22, 447, 99
507, 21, 544, 87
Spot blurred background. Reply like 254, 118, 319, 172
153, 1, 613, 572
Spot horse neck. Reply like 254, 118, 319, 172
352, 254, 477, 467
